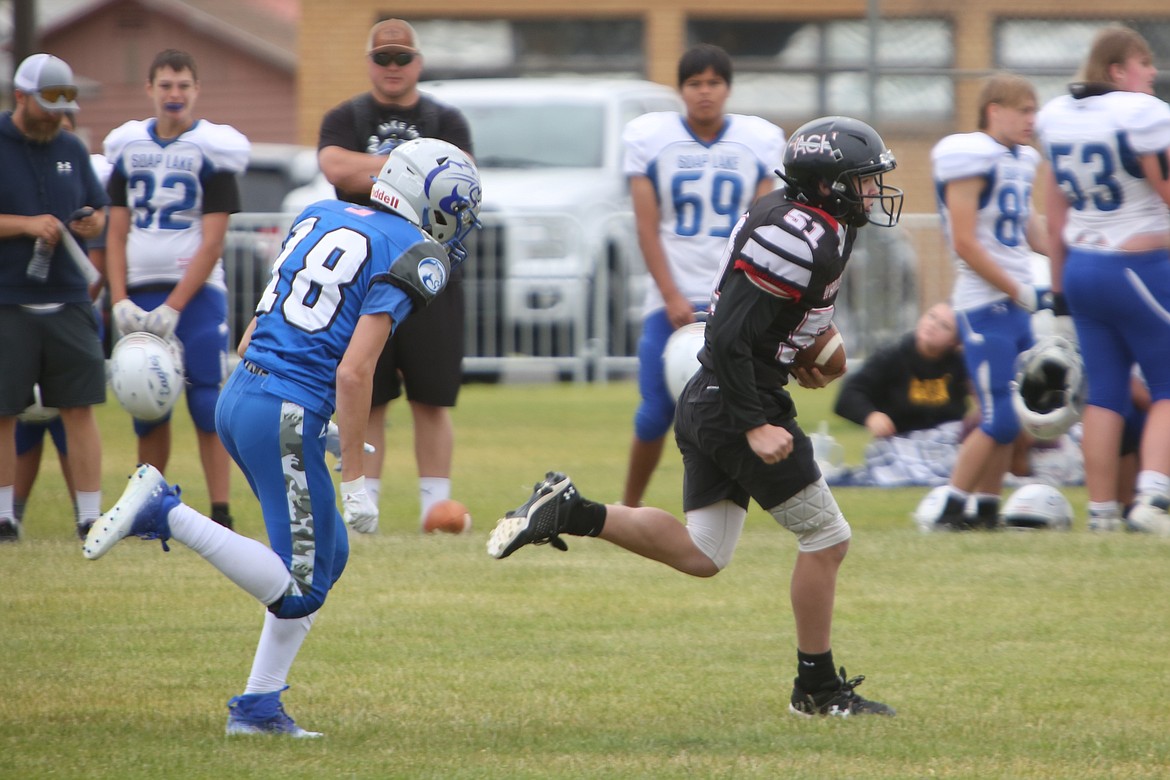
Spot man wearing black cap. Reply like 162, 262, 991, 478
317, 19, 475, 532
0, 53, 109, 542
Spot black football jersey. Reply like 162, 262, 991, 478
697, 189, 857, 432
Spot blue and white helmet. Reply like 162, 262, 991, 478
108, 332, 184, 422
370, 138, 482, 250
1010, 336, 1085, 441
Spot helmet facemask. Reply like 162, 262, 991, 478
827, 152, 903, 228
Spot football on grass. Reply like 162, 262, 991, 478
423, 499, 472, 534
795, 323, 846, 374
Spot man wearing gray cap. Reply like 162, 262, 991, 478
0, 53, 109, 542
318, 19, 475, 532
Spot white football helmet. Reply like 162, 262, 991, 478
109, 332, 184, 422
662, 321, 706, 401
1011, 336, 1086, 441
1001, 484, 1073, 530
18, 383, 59, 423
370, 137, 482, 250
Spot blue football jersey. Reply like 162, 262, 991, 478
243, 200, 448, 417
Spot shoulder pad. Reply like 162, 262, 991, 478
380, 238, 451, 307
932, 132, 1002, 182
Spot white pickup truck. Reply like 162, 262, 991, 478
283, 78, 683, 369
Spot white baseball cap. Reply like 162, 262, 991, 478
14, 53, 80, 112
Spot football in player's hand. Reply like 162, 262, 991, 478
795, 323, 846, 375
423, 499, 473, 534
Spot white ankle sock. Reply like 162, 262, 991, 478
419, 477, 451, 521
244, 610, 316, 694
76, 490, 101, 526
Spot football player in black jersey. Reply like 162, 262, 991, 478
488, 116, 904, 718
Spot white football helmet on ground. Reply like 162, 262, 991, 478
662, 321, 706, 401
370, 137, 483, 253
109, 332, 184, 422
1011, 336, 1085, 441
1001, 484, 1073, 530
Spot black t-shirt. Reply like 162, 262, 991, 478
317, 92, 473, 205
833, 332, 969, 433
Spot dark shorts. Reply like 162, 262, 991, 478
371, 274, 464, 407
0, 303, 106, 415
674, 368, 820, 512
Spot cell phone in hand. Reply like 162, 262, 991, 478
69, 207, 95, 221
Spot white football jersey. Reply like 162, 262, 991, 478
104, 119, 250, 290
623, 112, 784, 315
932, 132, 1041, 311
1036, 89, 1170, 250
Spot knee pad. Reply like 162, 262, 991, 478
684, 500, 747, 571
186, 383, 221, 432
768, 477, 853, 552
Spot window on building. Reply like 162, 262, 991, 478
411, 19, 644, 79
996, 19, 1170, 103
687, 18, 953, 124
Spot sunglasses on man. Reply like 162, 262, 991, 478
370, 51, 415, 68
30, 86, 79, 104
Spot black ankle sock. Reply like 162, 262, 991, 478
568, 497, 607, 537
211, 503, 233, 528
975, 497, 999, 520
797, 649, 838, 691
942, 494, 966, 517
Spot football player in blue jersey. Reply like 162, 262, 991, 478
104, 49, 251, 530
488, 117, 903, 718
1037, 25, 1170, 534
82, 138, 481, 737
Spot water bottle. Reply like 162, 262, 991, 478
26, 238, 52, 282
810, 420, 845, 479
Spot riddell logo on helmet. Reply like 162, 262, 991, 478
790, 132, 839, 157
372, 186, 399, 211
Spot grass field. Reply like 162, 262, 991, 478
4, 379, 1169, 779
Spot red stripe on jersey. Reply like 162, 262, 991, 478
796, 202, 840, 231
734, 258, 802, 301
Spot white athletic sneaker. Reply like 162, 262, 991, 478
1126, 494, 1170, 536
83, 464, 178, 560
1087, 508, 1123, 533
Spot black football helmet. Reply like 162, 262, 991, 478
780, 116, 903, 228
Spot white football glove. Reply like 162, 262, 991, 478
341, 476, 379, 534
143, 304, 180, 340
323, 421, 377, 459
112, 299, 148, 336
1014, 284, 1039, 313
